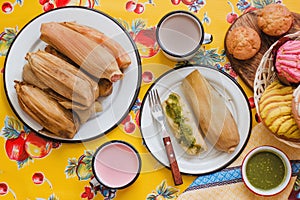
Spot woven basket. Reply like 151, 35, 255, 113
253, 31, 300, 147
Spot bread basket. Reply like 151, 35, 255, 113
253, 31, 300, 148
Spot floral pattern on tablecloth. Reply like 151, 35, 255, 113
1, 0, 23, 14
1, 116, 62, 199
146, 180, 179, 200
0, 26, 17, 56
1, 116, 61, 168
65, 150, 117, 199
1, 0, 297, 199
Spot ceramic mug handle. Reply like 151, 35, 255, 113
203, 33, 213, 44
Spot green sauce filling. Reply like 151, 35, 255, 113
165, 93, 201, 151
246, 151, 286, 190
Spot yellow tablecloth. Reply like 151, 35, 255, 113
0, 0, 300, 199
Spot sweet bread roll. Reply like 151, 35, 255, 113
259, 80, 300, 140
292, 85, 300, 129
257, 3, 293, 37
275, 40, 300, 85
226, 26, 261, 60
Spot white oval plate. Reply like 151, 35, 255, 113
4, 7, 141, 142
140, 65, 252, 175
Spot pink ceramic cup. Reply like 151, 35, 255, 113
90, 140, 141, 190
156, 10, 212, 61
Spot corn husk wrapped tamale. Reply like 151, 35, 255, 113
26, 50, 99, 107
182, 70, 240, 153
60, 21, 131, 70
74, 101, 103, 124
15, 81, 80, 139
44, 45, 77, 66
45, 89, 92, 111
40, 22, 123, 82
44, 45, 113, 97
45, 90, 103, 124
22, 62, 101, 114
22, 63, 49, 90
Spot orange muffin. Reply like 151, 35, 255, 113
226, 26, 261, 60
257, 4, 293, 37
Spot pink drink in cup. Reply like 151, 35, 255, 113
90, 140, 141, 190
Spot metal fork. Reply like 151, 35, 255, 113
149, 89, 183, 185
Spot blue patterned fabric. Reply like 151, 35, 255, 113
185, 160, 300, 192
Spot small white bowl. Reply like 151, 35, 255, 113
241, 146, 291, 196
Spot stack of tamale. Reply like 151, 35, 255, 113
15, 22, 131, 139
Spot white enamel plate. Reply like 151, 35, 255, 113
140, 65, 252, 175
4, 7, 141, 142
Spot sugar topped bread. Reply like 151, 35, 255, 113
226, 26, 261, 60
257, 3, 293, 37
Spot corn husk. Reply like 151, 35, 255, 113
44, 45, 77, 66
26, 50, 99, 107
40, 22, 123, 82
44, 45, 113, 97
22, 63, 49, 90
44, 89, 90, 110
44, 89, 102, 124
74, 101, 103, 124
60, 21, 131, 70
182, 70, 240, 153
15, 81, 80, 139
22, 62, 102, 119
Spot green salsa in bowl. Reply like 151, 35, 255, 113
241, 146, 291, 196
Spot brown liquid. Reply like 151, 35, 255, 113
158, 13, 202, 55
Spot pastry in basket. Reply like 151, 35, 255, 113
292, 85, 300, 130
257, 3, 293, 37
225, 26, 261, 60
259, 80, 300, 141
274, 40, 300, 85
162, 92, 207, 155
